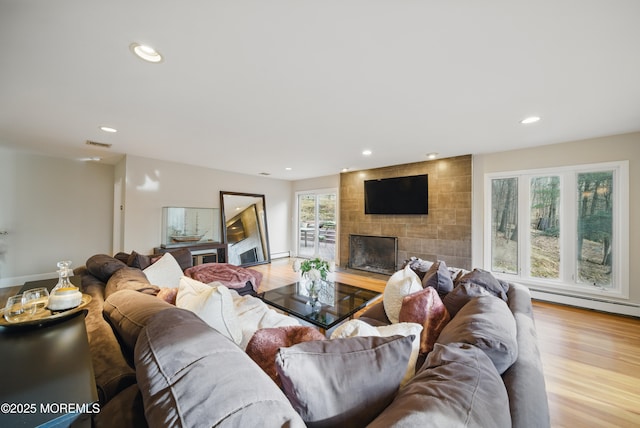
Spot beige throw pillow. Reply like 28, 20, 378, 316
142, 252, 184, 288
383, 264, 423, 323
176, 277, 242, 345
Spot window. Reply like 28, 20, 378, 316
485, 161, 629, 298
296, 190, 338, 261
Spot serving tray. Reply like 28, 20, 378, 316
0, 294, 91, 328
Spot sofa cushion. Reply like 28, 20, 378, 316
126, 251, 153, 270
86, 254, 128, 283
93, 384, 147, 428
383, 264, 423, 323
246, 326, 326, 387
275, 335, 414, 428
457, 268, 509, 301
398, 286, 450, 354
357, 300, 391, 326
104, 289, 174, 354
442, 282, 493, 317
105, 267, 160, 299
422, 260, 454, 295
330, 319, 422, 387
504, 282, 551, 428
113, 252, 131, 264
142, 252, 184, 288
402, 257, 434, 280
164, 247, 193, 271
135, 308, 305, 428
437, 295, 518, 374
79, 272, 137, 405
367, 342, 511, 428
175, 277, 242, 345
127, 248, 192, 272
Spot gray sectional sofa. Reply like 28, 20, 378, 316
75, 253, 550, 427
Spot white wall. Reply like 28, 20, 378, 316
121, 155, 293, 256
291, 174, 340, 192
472, 132, 640, 315
0, 148, 114, 285
0, 150, 294, 286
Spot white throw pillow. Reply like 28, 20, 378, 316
383, 264, 423, 323
143, 252, 184, 288
331, 319, 422, 386
176, 277, 242, 345
230, 291, 300, 349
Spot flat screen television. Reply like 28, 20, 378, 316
364, 174, 428, 215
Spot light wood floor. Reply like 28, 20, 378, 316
252, 259, 640, 428
2, 259, 638, 426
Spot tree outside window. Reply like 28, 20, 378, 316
530, 176, 560, 279
577, 172, 613, 287
486, 162, 625, 297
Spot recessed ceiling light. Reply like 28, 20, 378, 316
285, 167, 292, 171
99, 126, 117, 133
362, 150, 372, 156
130, 43, 163, 63
341, 168, 349, 173
426, 152, 438, 160
520, 116, 541, 124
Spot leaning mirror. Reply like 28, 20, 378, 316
220, 191, 271, 266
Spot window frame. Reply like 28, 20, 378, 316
484, 160, 629, 299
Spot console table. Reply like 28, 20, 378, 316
155, 242, 228, 265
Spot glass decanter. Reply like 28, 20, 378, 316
51, 260, 75, 293
49, 260, 82, 311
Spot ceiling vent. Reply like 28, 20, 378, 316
85, 140, 112, 149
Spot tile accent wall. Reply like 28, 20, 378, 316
339, 155, 472, 271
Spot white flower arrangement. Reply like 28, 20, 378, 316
293, 257, 335, 281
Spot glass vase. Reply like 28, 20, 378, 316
305, 279, 322, 312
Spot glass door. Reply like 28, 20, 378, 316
297, 190, 337, 261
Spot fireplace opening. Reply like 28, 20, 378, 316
349, 235, 398, 275
240, 248, 258, 264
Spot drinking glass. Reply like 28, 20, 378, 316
4, 294, 26, 323
23, 287, 50, 315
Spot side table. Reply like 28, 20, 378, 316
0, 312, 98, 427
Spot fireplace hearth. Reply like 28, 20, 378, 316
349, 234, 398, 275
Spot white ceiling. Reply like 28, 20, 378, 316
1, 1, 639, 180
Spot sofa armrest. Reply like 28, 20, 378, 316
503, 282, 551, 428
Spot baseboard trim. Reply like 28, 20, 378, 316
0, 272, 57, 288
530, 289, 640, 318
271, 251, 290, 260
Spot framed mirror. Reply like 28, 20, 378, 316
220, 191, 271, 266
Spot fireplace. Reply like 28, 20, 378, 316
240, 248, 258, 264
349, 235, 398, 275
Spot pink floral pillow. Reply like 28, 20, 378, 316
399, 287, 450, 355
156, 287, 178, 305
246, 326, 326, 387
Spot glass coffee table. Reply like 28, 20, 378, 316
259, 281, 381, 333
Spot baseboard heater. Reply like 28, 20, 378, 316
530, 287, 640, 317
